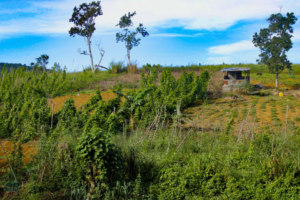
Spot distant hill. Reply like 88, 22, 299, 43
0, 63, 34, 72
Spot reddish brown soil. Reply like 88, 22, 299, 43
0, 138, 39, 178
48, 92, 125, 114
1, 92, 122, 180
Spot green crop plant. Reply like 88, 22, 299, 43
241, 108, 248, 118
56, 98, 77, 131
250, 107, 256, 116
224, 115, 234, 134
270, 100, 276, 107
259, 102, 266, 109
114, 88, 152, 132
75, 128, 122, 199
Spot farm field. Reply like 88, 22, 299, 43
0, 139, 38, 180
5, 78, 296, 182
1, 68, 300, 199
250, 73, 300, 90
1, 1, 300, 196
48, 90, 126, 114
183, 95, 300, 133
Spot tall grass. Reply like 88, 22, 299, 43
126, 60, 139, 74
110, 106, 300, 199
108, 60, 126, 74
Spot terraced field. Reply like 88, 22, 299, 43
0, 90, 126, 179
183, 95, 300, 134
0, 139, 39, 179
2, 75, 299, 182
48, 90, 126, 114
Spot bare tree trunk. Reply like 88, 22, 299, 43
127, 48, 131, 73
87, 37, 95, 73
276, 72, 279, 89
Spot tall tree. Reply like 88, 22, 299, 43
116, 11, 149, 72
253, 12, 297, 89
69, 1, 107, 73
36, 54, 49, 72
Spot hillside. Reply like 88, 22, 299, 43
1, 64, 300, 199
0, 63, 33, 72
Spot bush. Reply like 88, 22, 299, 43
75, 128, 122, 198
108, 60, 125, 74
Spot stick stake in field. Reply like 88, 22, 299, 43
238, 103, 252, 141
0, 139, 17, 182
286, 105, 289, 133
51, 102, 54, 128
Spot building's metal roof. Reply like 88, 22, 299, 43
221, 68, 250, 71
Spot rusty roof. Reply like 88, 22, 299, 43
221, 68, 250, 71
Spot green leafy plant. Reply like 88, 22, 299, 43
114, 88, 152, 132
75, 128, 122, 199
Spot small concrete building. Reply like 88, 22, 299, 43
221, 68, 250, 92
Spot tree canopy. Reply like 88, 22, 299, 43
253, 12, 297, 89
69, 1, 104, 73
36, 54, 49, 72
116, 11, 149, 69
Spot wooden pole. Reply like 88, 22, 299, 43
51, 102, 54, 128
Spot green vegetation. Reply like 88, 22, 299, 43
1, 5, 300, 199
108, 61, 126, 74
253, 12, 298, 89
0, 63, 32, 72
1, 62, 300, 199
141, 62, 300, 75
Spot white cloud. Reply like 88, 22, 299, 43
208, 40, 256, 55
0, 0, 299, 36
151, 33, 204, 37
292, 28, 300, 41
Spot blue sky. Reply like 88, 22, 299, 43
1, 0, 300, 72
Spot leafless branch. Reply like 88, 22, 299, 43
78, 48, 89, 55
94, 41, 107, 70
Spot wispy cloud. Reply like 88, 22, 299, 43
151, 33, 204, 37
0, 0, 299, 36
208, 40, 256, 55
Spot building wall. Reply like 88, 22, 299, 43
222, 79, 247, 92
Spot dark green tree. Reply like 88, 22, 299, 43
36, 54, 49, 72
69, 1, 107, 73
253, 12, 297, 89
116, 11, 149, 71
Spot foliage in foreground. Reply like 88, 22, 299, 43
2, 64, 300, 199
3, 122, 300, 199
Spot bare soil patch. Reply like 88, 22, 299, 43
0, 139, 39, 178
